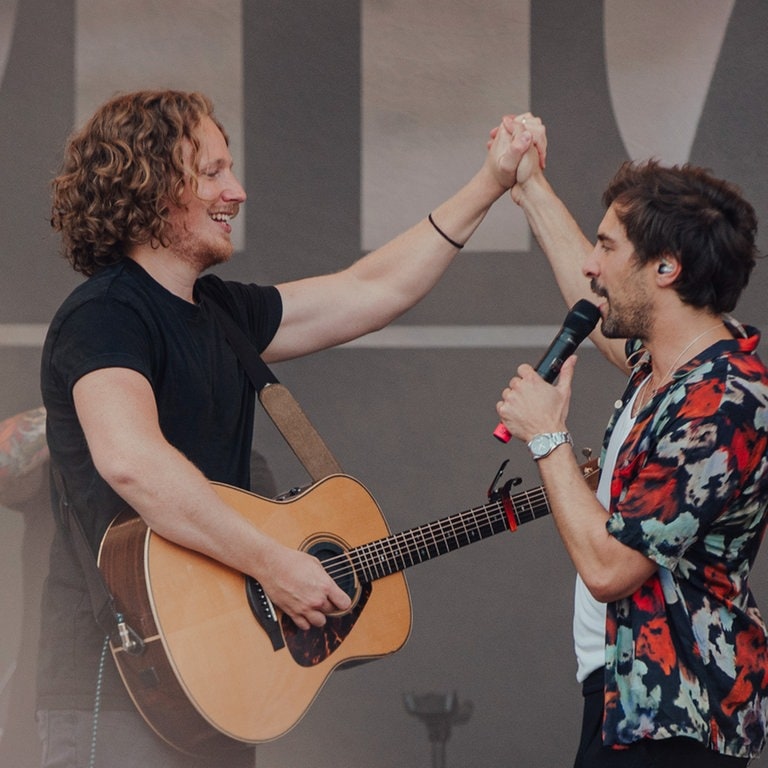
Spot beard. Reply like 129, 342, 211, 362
168, 224, 233, 273
591, 278, 653, 341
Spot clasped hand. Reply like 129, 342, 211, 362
486, 112, 547, 192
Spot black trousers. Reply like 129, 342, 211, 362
573, 668, 750, 768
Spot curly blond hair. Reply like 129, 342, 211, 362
51, 90, 227, 276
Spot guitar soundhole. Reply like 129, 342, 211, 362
307, 539, 357, 601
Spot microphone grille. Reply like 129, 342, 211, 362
566, 299, 601, 339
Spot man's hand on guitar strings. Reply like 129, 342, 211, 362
255, 543, 351, 631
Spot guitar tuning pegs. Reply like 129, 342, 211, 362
581, 447, 593, 459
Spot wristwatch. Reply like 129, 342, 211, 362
527, 431, 573, 461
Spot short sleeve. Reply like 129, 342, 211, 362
196, 276, 282, 353
47, 297, 154, 398
606, 409, 752, 571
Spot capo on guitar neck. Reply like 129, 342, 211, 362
487, 460, 522, 502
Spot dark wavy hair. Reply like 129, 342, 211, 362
51, 90, 227, 276
602, 160, 758, 313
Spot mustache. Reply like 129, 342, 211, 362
590, 279, 607, 299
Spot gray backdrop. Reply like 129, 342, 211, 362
1, 1, 768, 766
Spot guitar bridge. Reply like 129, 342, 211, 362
245, 577, 285, 651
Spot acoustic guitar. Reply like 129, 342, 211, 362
98, 460, 597, 755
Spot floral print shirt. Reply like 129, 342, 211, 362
601, 319, 768, 758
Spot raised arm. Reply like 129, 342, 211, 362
509, 118, 629, 373
264, 117, 539, 362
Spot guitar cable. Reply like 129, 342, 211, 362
89, 636, 109, 768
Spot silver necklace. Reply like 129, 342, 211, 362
636, 321, 724, 411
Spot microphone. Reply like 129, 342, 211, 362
493, 299, 601, 443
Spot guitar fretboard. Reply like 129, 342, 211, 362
326, 485, 553, 586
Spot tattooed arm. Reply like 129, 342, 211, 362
0, 406, 49, 507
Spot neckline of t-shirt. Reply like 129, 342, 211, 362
121, 258, 205, 319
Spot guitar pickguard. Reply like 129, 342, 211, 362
282, 583, 372, 667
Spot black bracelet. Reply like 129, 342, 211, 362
428, 212, 465, 250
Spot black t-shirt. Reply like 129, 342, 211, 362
38, 259, 282, 709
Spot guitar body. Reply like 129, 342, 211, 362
98, 474, 412, 754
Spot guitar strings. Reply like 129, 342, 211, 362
319, 486, 551, 584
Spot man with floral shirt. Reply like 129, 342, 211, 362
495, 115, 768, 767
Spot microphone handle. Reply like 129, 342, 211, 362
492, 335, 578, 443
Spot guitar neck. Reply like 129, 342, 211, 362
346, 484, 552, 585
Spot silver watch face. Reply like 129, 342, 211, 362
529, 432, 570, 459
530, 434, 554, 456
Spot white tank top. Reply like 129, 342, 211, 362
573, 383, 643, 682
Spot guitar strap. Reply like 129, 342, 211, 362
51, 466, 137, 647
204, 296, 343, 481
61, 292, 343, 648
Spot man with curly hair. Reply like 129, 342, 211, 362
39, 90, 541, 767
496, 116, 768, 766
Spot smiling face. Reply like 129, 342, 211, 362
165, 115, 246, 272
586, 204, 655, 341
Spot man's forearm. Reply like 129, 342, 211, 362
514, 174, 594, 308
512, 175, 628, 372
